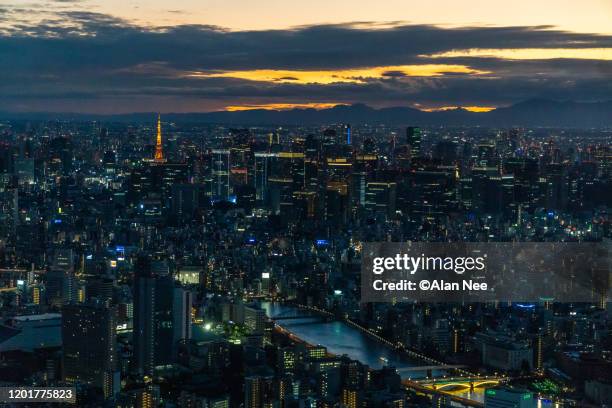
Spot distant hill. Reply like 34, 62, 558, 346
2, 99, 612, 127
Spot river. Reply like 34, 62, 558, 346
261, 302, 486, 405
261, 303, 562, 407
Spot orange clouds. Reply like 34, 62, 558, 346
187, 64, 490, 84
224, 103, 345, 111
425, 48, 612, 60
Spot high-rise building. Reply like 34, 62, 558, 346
254, 152, 274, 202
133, 256, 156, 377
152, 274, 177, 366
130, 162, 189, 205
406, 127, 422, 157
208, 149, 231, 201
268, 152, 304, 217
364, 182, 397, 217
171, 183, 201, 219
86, 276, 114, 302
62, 301, 118, 399
244, 305, 266, 335
345, 124, 352, 145
304, 134, 321, 193
46, 269, 77, 307
173, 284, 193, 350
277, 346, 296, 374
341, 388, 361, 408
244, 375, 274, 408
352, 153, 377, 208
53, 248, 74, 272
133, 256, 192, 377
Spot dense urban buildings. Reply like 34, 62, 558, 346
0, 117, 609, 407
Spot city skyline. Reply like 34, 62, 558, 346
0, 2, 610, 407
0, 118, 609, 406
1, 1, 612, 113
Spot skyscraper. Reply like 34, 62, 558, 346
244, 375, 275, 408
46, 269, 77, 307
364, 181, 397, 217
133, 255, 192, 377
406, 127, 422, 157
133, 256, 155, 377
208, 149, 231, 201
254, 152, 273, 202
345, 124, 351, 145
62, 300, 118, 399
244, 304, 266, 335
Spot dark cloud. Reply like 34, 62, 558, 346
381, 71, 407, 78
0, 12, 611, 112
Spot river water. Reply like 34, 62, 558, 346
261, 302, 486, 404
262, 303, 562, 407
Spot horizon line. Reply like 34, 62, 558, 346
3, 98, 612, 117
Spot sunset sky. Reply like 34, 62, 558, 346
1, 0, 611, 113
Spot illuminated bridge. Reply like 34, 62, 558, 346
403, 376, 506, 408
416, 376, 504, 391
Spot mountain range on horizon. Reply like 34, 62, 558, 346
2, 99, 612, 128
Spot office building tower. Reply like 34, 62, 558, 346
173, 285, 193, 349
62, 301, 118, 399
133, 256, 156, 377
133, 256, 192, 377
86, 276, 115, 302
153, 274, 177, 366
244, 305, 266, 335
345, 124, 351, 145
407, 127, 422, 157
209, 149, 231, 201
267, 152, 304, 217
254, 152, 274, 202
352, 153, 377, 208
53, 248, 74, 272
364, 182, 397, 217
46, 269, 77, 307
171, 183, 201, 220
277, 347, 296, 374
244, 375, 275, 408
341, 388, 361, 408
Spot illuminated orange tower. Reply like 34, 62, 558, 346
154, 113, 164, 162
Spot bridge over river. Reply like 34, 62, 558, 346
262, 302, 498, 406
